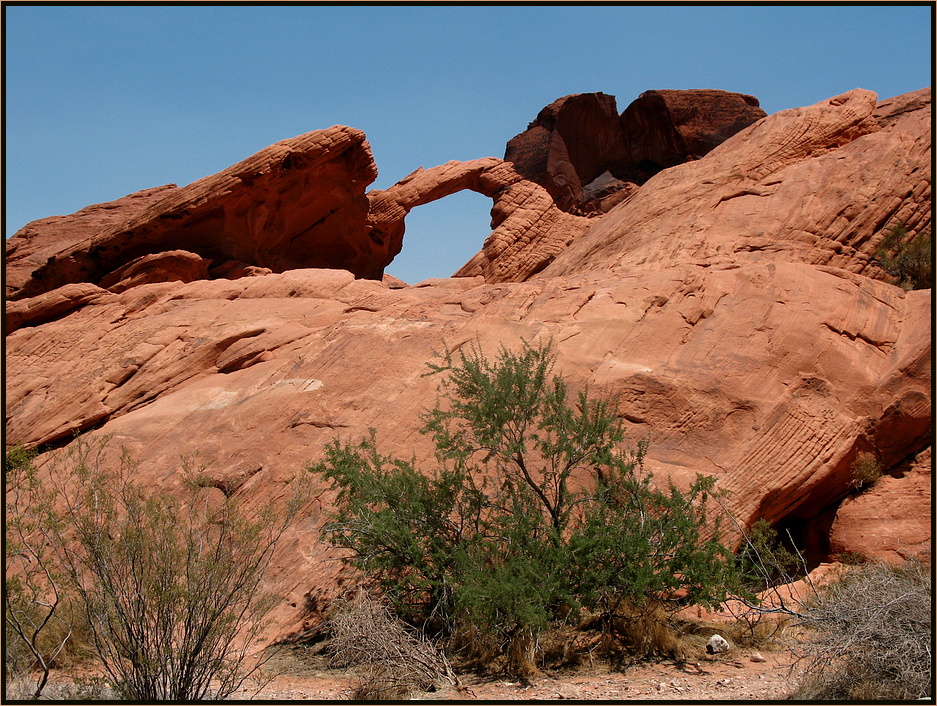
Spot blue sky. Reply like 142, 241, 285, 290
4, 4, 933, 284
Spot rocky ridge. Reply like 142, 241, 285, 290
4, 87, 931, 642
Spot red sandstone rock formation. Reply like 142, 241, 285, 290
4, 87, 931, 644
541, 88, 931, 283
367, 158, 592, 283
5, 184, 179, 299
618, 89, 767, 174
828, 447, 931, 563
503, 89, 766, 213
6, 126, 381, 301
504, 92, 629, 212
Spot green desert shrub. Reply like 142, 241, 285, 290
735, 518, 800, 593
312, 340, 736, 675
874, 222, 932, 290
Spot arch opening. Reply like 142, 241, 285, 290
384, 190, 493, 285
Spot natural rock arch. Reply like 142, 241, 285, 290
366, 158, 592, 283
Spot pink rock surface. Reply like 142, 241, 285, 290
5, 263, 929, 638
4, 88, 931, 644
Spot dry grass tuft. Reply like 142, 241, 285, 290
848, 451, 883, 491
616, 610, 686, 659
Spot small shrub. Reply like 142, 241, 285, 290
874, 222, 932, 290
6, 435, 302, 701
611, 603, 687, 661
831, 550, 867, 565
848, 451, 882, 491
789, 559, 932, 700
720, 612, 789, 649
4, 445, 37, 474
5, 445, 72, 698
328, 591, 457, 699
39, 675, 120, 701
722, 517, 805, 649
735, 518, 801, 592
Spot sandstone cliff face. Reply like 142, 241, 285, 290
5, 87, 931, 642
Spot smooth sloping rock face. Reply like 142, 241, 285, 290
6, 126, 380, 300
444, 89, 930, 287
5, 88, 931, 644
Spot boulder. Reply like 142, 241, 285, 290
706, 634, 731, 654
618, 89, 767, 176
98, 250, 212, 293
504, 92, 628, 211
827, 447, 931, 563
5, 282, 115, 334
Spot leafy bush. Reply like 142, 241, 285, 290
312, 340, 736, 674
790, 559, 932, 700
874, 222, 932, 290
735, 518, 800, 593
722, 518, 802, 646
5, 435, 300, 700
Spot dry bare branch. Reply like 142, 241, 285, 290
328, 591, 459, 698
